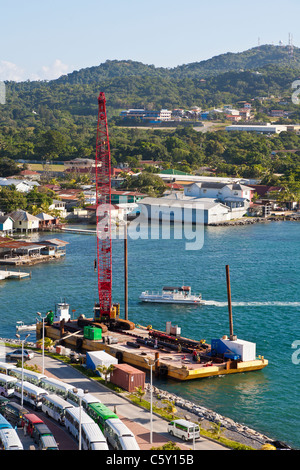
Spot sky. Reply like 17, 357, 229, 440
0, 0, 300, 81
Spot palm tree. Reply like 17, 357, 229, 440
96, 364, 115, 384
162, 399, 177, 418
36, 337, 54, 351
134, 386, 146, 402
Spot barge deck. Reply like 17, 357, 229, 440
37, 321, 268, 381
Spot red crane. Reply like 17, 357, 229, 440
94, 92, 112, 322
93, 92, 134, 330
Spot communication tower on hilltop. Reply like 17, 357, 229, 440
288, 33, 294, 60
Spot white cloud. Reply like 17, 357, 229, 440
0, 60, 26, 81
0, 59, 70, 82
38, 59, 70, 80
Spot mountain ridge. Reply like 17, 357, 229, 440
52, 44, 300, 85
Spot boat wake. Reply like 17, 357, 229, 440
203, 300, 300, 307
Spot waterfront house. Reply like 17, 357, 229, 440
0, 215, 14, 236
36, 212, 59, 228
0, 238, 46, 261
37, 239, 68, 256
8, 210, 40, 233
0, 237, 68, 265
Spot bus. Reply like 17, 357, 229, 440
22, 413, 44, 437
42, 394, 74, 425
2, 402, 28, 427
32, 423, 56, 447
104, 418, 140, 450
9, 368, 46, 386
0, 373, 17, 398
87, 402, 118, 432
39, 377, 74, 398
0, 396, 9, 411
81, 422, 109, 450
65, 406, 94, 441
14, 381, 48, 409
0, 361, 17, 376
0, 413, 12, 430
67, 388, 101, 409
38, 434, 59, 450
0, 428, 23, 450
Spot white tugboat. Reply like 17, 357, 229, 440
139, 286, 204, 305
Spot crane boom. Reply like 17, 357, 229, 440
94, 92, 112, 321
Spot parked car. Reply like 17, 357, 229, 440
6, 349, 34, 361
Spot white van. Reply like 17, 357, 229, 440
0, 428, 23, 450
168, 419, 200, 441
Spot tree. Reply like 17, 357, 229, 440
26, 188, 53, 212
0, 187, 27, 213
38, 130, 67, 161
162, 399, 177, 419
0, 157, 20, 177
134, 386, 146, 402
96, 364, 115, 384
36, 337, 54, 351
151, 441, 181, 450
123, 172, 166, 197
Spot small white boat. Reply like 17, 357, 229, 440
16, 321, 37, 332
139, 286, 203, 305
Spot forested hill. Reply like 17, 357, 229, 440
2, 44, 300, 123
1, 44, 300, 185
1, 44, 300, 170
54, 44, 300, 84
173, 44, 300, 78
4, 64, 300, 124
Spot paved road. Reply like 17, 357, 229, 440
25, 352, 227, 451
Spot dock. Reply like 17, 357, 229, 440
59, 227, 96, 235
0, 269, 31, 280
0, 253, 66, 266
37, 321, 268, 381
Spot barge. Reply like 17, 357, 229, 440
36, 318, 268, 382
36, 266, 268, 381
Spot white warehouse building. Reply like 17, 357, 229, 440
138, 194, 246, 225
225, 123, 288, 134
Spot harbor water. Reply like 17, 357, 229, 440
0, 220, 299, 448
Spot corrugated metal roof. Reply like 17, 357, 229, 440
8, 210, 40, 222
0, 239, 45, 250
43, 239, 69, 246
36, 212, 55, 221
140, 196, 221, 209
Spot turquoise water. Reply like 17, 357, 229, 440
0, 221, 299, 448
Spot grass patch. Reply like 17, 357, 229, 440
29, 163, 65, 172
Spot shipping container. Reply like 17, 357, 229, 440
84, 326, 102, 340
110, 364, 145, 392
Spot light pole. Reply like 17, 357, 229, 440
145, 357, 159, 444
37, 312, 46, 374
15, 333, 30, 407
73, 388, 88, 450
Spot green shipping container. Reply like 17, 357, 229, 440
84, 326, 102, 340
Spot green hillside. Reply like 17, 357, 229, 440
0, 44, 300, 187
